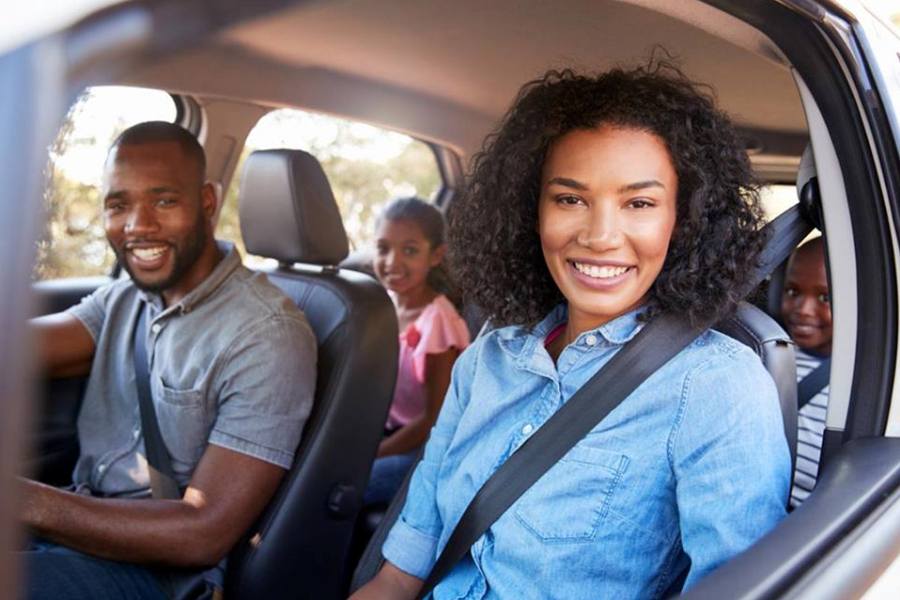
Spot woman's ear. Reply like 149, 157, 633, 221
430, 243, 447, 267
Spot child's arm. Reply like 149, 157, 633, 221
378, 347, 459, 457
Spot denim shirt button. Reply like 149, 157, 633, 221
521, 423, 534, 435
151, 323, 162, 335
584, 334, 598, 346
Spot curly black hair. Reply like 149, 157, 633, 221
447, 60, 767, 328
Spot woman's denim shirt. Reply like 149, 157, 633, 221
382, 305, 791, 599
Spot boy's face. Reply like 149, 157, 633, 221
781, 243, 832, 356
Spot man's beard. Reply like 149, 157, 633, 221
114, 215, 208, 294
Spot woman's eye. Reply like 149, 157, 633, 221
157, 197, 177, 207
556, 195, 583, 206
818, 293, 830, 304
403, 247, 419, 256
785, 288, 799, 298
376, 244, 389, 256
628, 198, 655, 209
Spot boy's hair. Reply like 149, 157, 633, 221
447, 59, 767, 328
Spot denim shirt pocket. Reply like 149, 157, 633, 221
151, 374, 209, 469
514, 445, 629, 543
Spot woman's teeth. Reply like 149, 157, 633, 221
573, 262, 629, 279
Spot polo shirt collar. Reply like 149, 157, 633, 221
139, 241, 241, 314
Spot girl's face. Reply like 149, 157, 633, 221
538, 125, 678, 333
374, 218, 445, 297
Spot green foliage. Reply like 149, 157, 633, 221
220, 110, 441, 255
36, 91, 115, 280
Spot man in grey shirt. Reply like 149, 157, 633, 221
19, 122, 316, 599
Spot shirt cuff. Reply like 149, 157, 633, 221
208, 430, 294, 469
382, 516, 440, 579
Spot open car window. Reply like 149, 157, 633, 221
220, 107, 442, 266
36, 86, 177, 281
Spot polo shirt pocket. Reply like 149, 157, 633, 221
514, 445, 629, 543
152, 375, 208, 468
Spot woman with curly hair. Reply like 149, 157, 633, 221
352, 62, 790, 599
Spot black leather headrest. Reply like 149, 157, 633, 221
238, 149, 349, 265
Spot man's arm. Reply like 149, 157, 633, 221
31, 313, 95, 378
21, 443, 284, 567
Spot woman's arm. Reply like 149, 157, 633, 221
378, 347, 459, 457
672, 350, 791, 590
349, 562, 423, 600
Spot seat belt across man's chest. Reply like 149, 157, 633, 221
132, 303, 181, 500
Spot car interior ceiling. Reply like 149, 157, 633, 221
11, 0, 900, 598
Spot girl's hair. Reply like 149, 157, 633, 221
447, 59, 767, 328
377, 197, 461, 307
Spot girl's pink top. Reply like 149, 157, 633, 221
386, 295, 470, 430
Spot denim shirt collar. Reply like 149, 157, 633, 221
140, 241, 241, 315
497, 303, 647, 363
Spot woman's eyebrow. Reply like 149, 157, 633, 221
546, 176, 588, 190
618, 180, 665, 193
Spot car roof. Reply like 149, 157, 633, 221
97, 0, 811, 179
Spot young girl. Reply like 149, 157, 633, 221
353, 63, 790, 599
365, 197, 470, 505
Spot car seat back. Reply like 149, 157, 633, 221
226, 149, 397, 600
716, 302, 797, 476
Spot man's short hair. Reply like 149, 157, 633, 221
110, 121, 206, 181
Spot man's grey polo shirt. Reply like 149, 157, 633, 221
67, 242, 316, 497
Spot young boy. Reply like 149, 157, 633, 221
781, 236, 832, 507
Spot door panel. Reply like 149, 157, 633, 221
682, 437, 900, 599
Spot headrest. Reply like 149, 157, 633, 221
796, 144, 824, 231
238, 149, 349, 265
796, 145, 816, 197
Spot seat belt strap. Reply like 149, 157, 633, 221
132, 303, 181, 500
798, 357, 831, 409
416, 314, 702, 598
416, 205, 814, 599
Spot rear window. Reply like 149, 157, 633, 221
37, 86, 178, 280
220, 108, 441, 259
760, 184, 798, 221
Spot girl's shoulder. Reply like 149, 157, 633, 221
419, 294, 463, 320
410, 294, 471, 352
415, 295, 467, 333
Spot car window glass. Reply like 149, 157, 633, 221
220, 108, 441, 266
760, 184, 798, 221
37, 86, 178, 280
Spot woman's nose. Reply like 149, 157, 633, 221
576, 206, 622, 250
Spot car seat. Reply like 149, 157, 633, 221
225, 149, 398, 600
